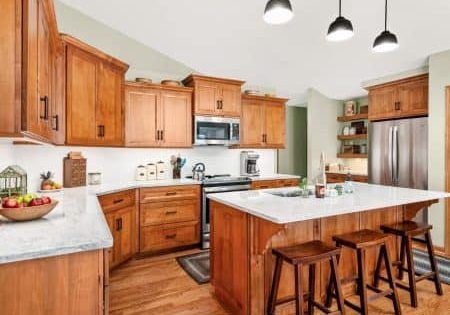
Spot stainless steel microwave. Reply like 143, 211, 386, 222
194, 116, 240, 146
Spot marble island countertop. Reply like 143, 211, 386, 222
207, 183, 450, 224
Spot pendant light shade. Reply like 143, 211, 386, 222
263, 0, 293, 25
327, 0, 354, 42
373, 0, 399, 52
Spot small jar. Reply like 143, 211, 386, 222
315, 184, 326, 198
88, 172, 102, 185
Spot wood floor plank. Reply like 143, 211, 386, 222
110, 249, 450, 315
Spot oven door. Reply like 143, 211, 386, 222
194, 116, 239, 146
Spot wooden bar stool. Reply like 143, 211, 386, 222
267, 240, 345, 315
326, 229, 402, 315
374, 221, 443, 307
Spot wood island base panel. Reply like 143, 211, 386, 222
210, 199, 439, 315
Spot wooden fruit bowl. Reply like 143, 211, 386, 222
0, 200, 59, 222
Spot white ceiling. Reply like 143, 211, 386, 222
58, 0, 450, 104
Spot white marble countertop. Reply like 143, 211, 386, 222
0, 179, 201, 265
208, 183, 450, 224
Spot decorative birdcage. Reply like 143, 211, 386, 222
0, 165, 27, 198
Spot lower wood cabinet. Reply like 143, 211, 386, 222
251, 178, 299, 190
98, 189, 137, 269
326, 172, 368, 184
0, 249, 108, 315
139, 185, 201, 254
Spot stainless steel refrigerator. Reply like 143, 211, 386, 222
369, 117, 428, 223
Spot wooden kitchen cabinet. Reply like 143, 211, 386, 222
326, 172, 368, 184
241, 94, 288, 148
182, 74, 245, 117
251, 178, 299, 189
98, 189, 137, 269
63, 34, 128, 146
139, 185, 201, 254
124, 82, 193, 148
368, 74, 428, 121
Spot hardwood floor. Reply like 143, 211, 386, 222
110, 249, 450, 314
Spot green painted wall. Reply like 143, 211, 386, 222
54, 1, 196, 82
277, 106, 307, 177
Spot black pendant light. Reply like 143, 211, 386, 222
327, 0, 354, 42
263, 0, 293, 25
373, 0, 399, 52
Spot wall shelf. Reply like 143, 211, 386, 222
337, 134, 368, 140
337, 113, 368, 122
337, 153, 368, 159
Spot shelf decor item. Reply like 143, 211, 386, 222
0, 165, 27, 198
344, 100, 356, 116
63, 152, 86, 188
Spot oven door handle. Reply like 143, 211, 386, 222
203, 184, 251, 193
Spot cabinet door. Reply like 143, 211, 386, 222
368, 85, 398, 121
66, 46, 97, 145
241, 100, 264, 147
398, 76, 428, 117
50, 47, 66, 145
105, 212, 117, 268
96, 63, 124, 146
116, 207, 133, 264
125, 86, 159, 147
194, 81, 219, 115
264, 102, 285, 148
219, 84, 241, 117
160, 90, 192, 147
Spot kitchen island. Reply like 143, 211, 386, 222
208, 183, 450, 315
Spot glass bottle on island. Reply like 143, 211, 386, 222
315, 152, 327, 198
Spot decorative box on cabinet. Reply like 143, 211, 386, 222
182, 74, 245, 117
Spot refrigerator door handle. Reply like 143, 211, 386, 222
388, 126, 394, 184
393, 126, 399, 185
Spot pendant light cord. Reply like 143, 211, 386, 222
384, 0, 388, 30
339, 0, 342, 17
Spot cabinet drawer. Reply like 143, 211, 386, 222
98, 189, 136, 213
140, 221, 200, 253
140, 199, 200, 226
140, 185, 200, 203
251, 180, 278, 190
276, 179, 299, 187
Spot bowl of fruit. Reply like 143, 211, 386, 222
0, 194, 58, 221
38, 171, 63, 192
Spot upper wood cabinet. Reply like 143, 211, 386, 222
63, 34, 128, 147
240, 95, 288, 149
124, 82, 193, 148
1, 0, 63, 142
368, 74, 428, 121
182, 74, 245, 117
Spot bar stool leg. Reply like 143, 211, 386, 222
308, 264, 316, 315
398, 236, 407, 280
325, 248, 341, 308
382, 244, 402, 315
295, 264, 304, 315
267, 256, 283, 315
373, 246, 384, 288
425, 231, 443, 296
357, 248, 369, 315
330, 255, 345, 313
405, 236, 418, 307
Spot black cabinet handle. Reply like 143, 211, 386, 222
52, 115, 59, 131
216, 100, 220, 109
113, 198, 124, 204
157, 130, 161, 140
165, 233, 176, 239
161, 130, 164, 141
165, 210, 177, 215
262, 134, 265, 143
40, 96, 49, 120
165, 191, 177, 196
115, 218, 122, 231
395, 101, 401, 110
97, 125, 105, 137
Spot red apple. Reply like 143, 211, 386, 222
29, 198, 44, 207
41, 196, 51, 204
3, 198, 18, 208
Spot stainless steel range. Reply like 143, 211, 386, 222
200, 175, 252, 249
